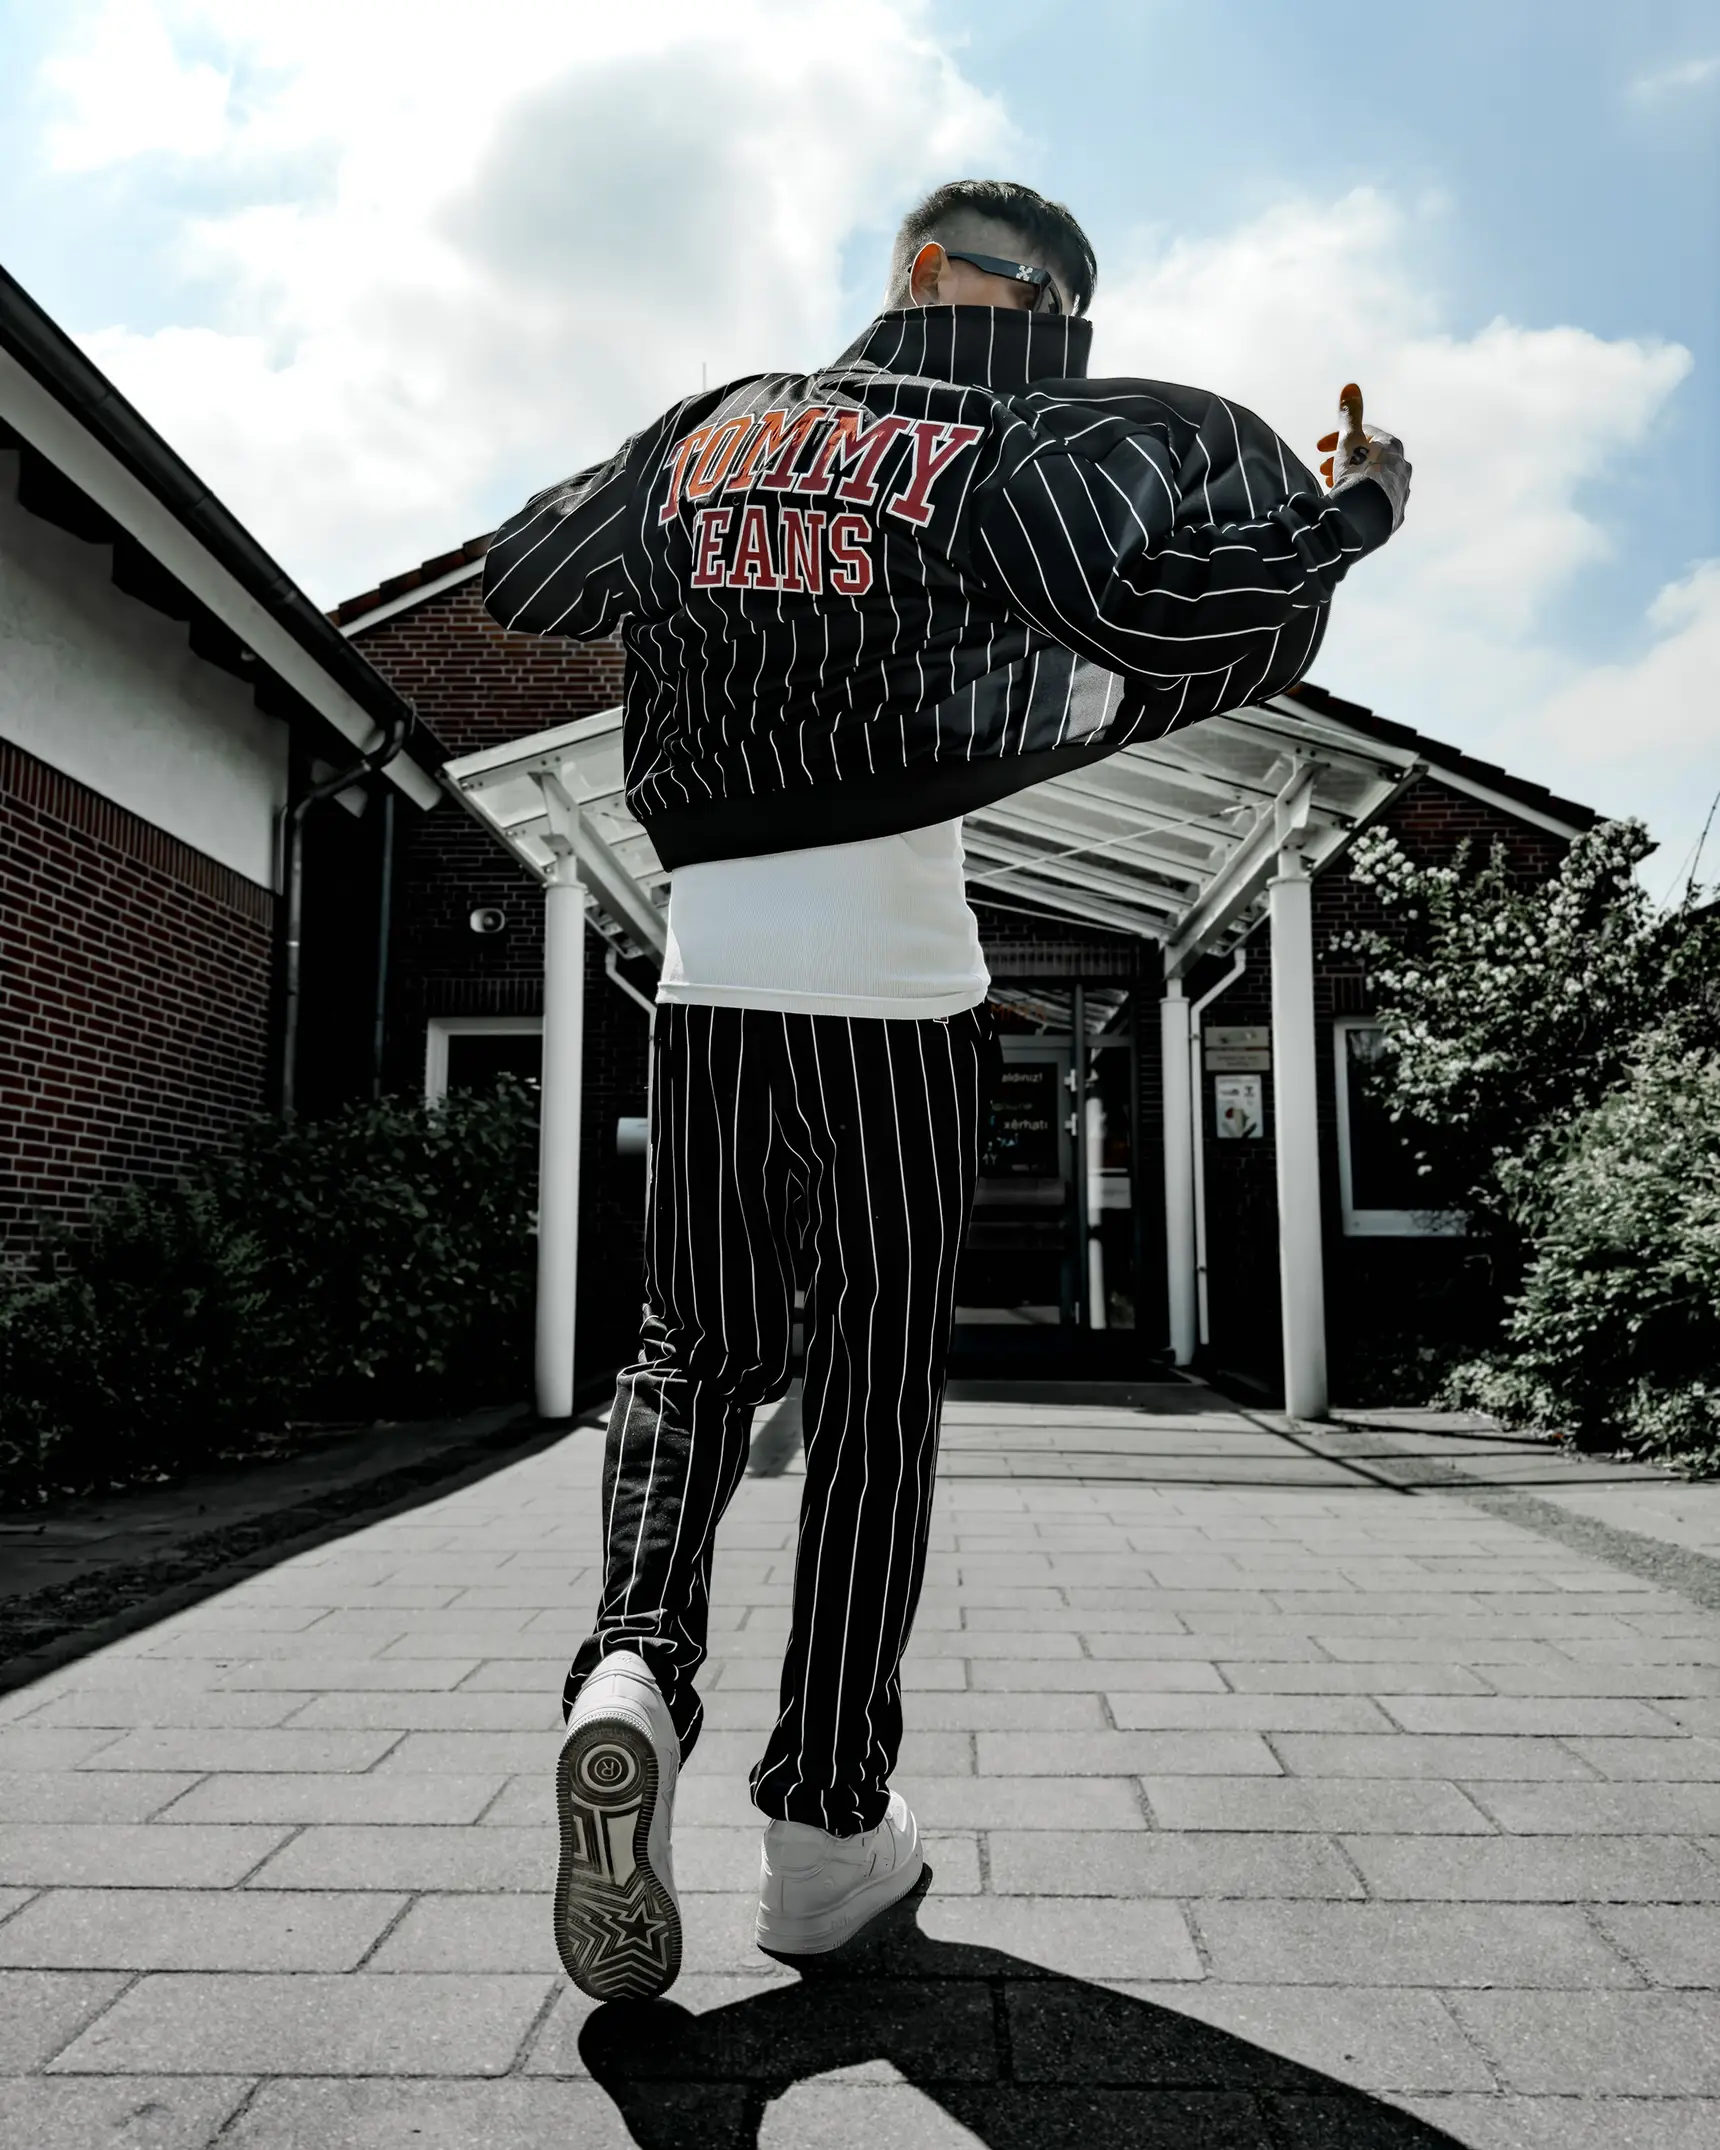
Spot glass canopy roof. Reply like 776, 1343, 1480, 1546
441, 695, 1427, 976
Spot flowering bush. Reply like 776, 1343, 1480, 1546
1337, 819, 1689, 1238
1337, 822, 1720, 1469
1446, 1038, 1720, 1472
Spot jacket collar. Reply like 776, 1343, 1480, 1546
835, 306, 1091, 390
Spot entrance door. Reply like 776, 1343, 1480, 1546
956, 1041, 1076, 1328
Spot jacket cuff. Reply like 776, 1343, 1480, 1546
1328, 474, 1394, 558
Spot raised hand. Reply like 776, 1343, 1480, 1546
1317, 382, 1410, 531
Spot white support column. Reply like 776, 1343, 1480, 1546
1160, 980, 1196, 1366
1084, 1091, 1108, 1329
1268, 850, 1328, 1420
536, 854, 586, 1420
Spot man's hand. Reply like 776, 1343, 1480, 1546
1318, 386, 1410, 532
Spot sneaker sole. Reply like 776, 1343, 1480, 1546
755, 1844, 928, 1961
554, 1712, 681, 2002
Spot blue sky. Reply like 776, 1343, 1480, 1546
2, 0, 1717, 889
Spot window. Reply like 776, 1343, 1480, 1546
424, 1017, 543, 1105
1333, 1019, 1464, 1238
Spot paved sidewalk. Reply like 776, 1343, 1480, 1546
2, 1382, 1719, 2146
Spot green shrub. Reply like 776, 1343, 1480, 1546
0, 1181, 276, 1497
1338, 818, 1682, 1243
1444, 1037, 1720, 1470
223, 1078, 540, 1410
0, 1081, 541, 1502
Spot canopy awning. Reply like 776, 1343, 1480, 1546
441, 692, 1427, 976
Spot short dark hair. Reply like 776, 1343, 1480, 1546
886, 179, 1098, 316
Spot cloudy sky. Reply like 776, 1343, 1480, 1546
2, 0, 1716, 891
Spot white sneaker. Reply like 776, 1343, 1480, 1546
755, 1791, 924, 1959
553, 1650, 681, 2000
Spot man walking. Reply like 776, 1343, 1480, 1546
483, 178, 1409, 2002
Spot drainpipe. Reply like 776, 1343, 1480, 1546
1160, 980, 1196, 1365
371, 787, 397, 1100
1188, 947, 1250, 1349
281, 710, 410, 1119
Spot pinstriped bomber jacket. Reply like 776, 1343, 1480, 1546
482, 306, 1394, 870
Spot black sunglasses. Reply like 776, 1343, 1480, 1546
941, 249, 1065, 316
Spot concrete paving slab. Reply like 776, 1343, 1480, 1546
1380, 1696, 1683, 1735
1464, 1780, 1720, 1833
0, 1968, 130, 2068
1557, 1734, 1720, 1779
152, 1771, 507, 1825
1053, 1981, 1496, 2093
0, 1825, 290, 1889
0, 1728, 128, 1768
1191, 1901, 1640, 1987
24, 1690, 308, 1728
220, 2079, 638, 2148
1342, 1833, 1720, 1901
46, 1970, 555, 2075
987, 1829, 1366, 1899
79, 1729, 404, 1773
238, 1823, 551, 1894
0, 1772, 199, 1823
207, 1658, 482, 1691
1396, 2095, 1720, 2149
1268, 1733, 1599, 1779
0, 1887, 405, 1970
278, 1690, 559, 1731
1143, 1776, 1495, 1832
915, 1894, 1202, 1981
1590, 1903, 1720, 1985
0, 2075, 252, 2148
977, 1729, 1282, 1775
1445, 1989, 1720, 2094
1106, 1692, 1398, 1730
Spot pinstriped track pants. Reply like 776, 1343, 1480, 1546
563, 999, 991, 1835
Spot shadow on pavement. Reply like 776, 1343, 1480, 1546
581, 1875, 1463, 2149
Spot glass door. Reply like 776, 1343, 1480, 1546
958, 1041, 1076, 1327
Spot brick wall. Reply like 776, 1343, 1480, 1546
351, 575, 625, 754
0, 738, 275, 1257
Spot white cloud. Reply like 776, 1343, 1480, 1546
1630, 54, 1720, 100
1533, 560, 1720, 762
47, 0, 1008, 596
28, 9, 1716, 878
1526, 559, 1720, 895
42, 0, 232, 170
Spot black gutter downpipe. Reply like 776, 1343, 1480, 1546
281, 711, 410, 1119
371, 787, 397, 1100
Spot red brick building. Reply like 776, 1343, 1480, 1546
0, 267, 445, 1257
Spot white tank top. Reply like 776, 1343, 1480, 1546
657, 819, 990, 1020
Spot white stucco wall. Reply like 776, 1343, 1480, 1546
0, 451, 289, 888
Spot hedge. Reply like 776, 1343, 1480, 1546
0, 1081, 540, 1502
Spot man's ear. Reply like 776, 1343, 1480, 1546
909, 241, 945, 308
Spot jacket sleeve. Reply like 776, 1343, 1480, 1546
969, 397, 1393, 688
482, 413, 676, 639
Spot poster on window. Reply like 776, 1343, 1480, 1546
1214, 1074, 1263, 1140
